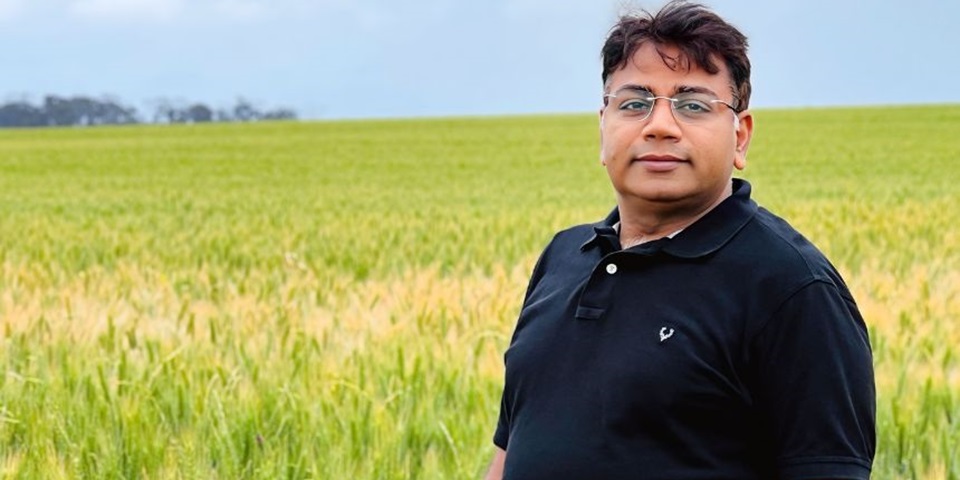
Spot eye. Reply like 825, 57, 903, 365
674, 98, 713, 114
618, 98, 652, 112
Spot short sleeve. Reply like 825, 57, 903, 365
491, 238, 554, 450
493, 391, 510, 449
752, 279, 876, 479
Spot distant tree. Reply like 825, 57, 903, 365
152, 100, 217, 124
152, 98, 181, 124
93, 96, 139, 125
232, 98, 261, 122
71, 97, 97, 125
186, 104, 213, 123
38, 95, 139, 126
215, 108, 233, 122
0, 102, 45, 127
43, 95, 82, 126
262, 108, 297, 121
0, 94, 296, 128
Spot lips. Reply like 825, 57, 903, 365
633, 154, 687, 172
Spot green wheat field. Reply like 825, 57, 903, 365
1, 105, 959, 478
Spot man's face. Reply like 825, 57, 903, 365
599, 42, 752, 214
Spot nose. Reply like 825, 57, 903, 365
642, 97, 682, 141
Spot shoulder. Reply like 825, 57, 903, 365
736, 207, 848, 289
714, 206, 859, 338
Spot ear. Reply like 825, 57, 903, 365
733, 110, 753, 170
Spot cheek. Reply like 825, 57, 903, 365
695, 132, 738, 166
600, 126, 632, 160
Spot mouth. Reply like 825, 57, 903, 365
633, 154, 687, 172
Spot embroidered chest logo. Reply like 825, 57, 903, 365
659, 327, 675, 343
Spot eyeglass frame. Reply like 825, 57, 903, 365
601, 86, 741, 124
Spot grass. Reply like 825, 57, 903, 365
1, 104, 959, 478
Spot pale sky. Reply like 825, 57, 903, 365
1, 0, 958, 120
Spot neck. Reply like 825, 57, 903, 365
618, 183, 733, 249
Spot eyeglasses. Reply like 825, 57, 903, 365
603, 88, 738, 124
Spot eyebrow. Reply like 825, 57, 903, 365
674, 85, 720, 97
609, 84, 653, 95
609, 84, 720, 97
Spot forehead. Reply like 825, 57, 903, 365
606, 42, 731, 94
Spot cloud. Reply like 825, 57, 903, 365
70, 0, 185, 22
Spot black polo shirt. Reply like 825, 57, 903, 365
494, 179, 875, 479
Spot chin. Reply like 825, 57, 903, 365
622, 190, 690, 206
622, 182, 691, 203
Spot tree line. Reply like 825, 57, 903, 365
0, 95, 297, 128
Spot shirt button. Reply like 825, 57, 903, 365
606, 263, 618, 275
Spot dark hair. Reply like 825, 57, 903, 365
601, 1, 751, 111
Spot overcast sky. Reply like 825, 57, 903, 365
1, 0, 958, 120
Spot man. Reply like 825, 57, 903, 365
485, 2, 876, 479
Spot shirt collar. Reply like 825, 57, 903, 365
580, 178, 758, 258
580, 207, 621, 252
